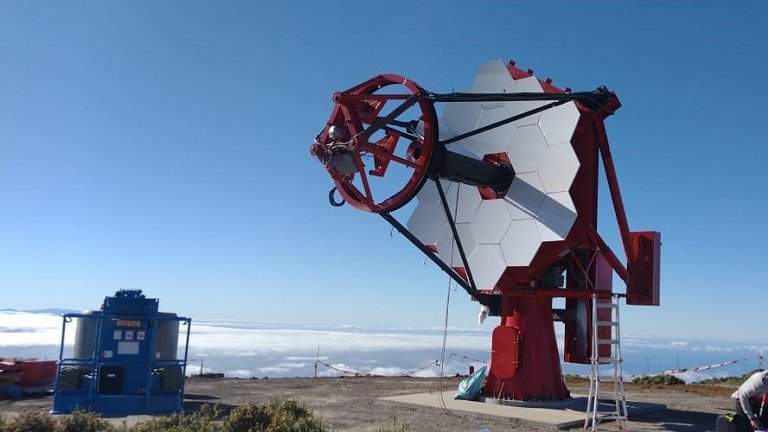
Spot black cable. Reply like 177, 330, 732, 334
328, 188, 345, 207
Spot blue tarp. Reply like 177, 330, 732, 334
455, 366, 487, 400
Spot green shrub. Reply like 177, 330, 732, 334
632, 374, 685, 385
1, 399, 323, 432
223, 402, 270, 432
698, 376, 743, 386
3, 411, 56, 432
265, 399, 323, 432
699, 370, 765, 387
55, 411, 115, 432
224, 399, 323, 432
128, 404, 222, 432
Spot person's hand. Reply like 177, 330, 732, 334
750, 417, 763, 431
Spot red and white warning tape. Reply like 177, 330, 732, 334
449, 353, 489, 365
315, 360, 440, 377
657, 358, 750, 376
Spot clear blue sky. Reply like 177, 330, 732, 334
1, 1, 766, 344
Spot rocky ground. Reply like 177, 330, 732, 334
0, 376, 739, 431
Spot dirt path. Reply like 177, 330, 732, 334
0, 376, 738, 431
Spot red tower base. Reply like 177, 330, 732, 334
483, 295, 569, 401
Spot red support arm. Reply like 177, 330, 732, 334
594, 119, 636, 265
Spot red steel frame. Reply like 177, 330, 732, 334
311, 61, 660, 401
481, 69, 624, 400
310, 74, 438, 213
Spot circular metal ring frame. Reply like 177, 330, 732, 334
316, 74, 437, 213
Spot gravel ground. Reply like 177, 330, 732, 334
0, 376, 739, 431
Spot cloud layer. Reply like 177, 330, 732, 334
1, 311, 764, 382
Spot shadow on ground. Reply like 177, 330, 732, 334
632, 408, 718, 431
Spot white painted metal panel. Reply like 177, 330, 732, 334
406, 202, 447, 247
436, 222, 478, 267
500, 219, 543, 267
538, 142, 580, 193
535, 191, 577, 241
475, 107, 518, 155
415, 179, 441, 203
503, 76, 548, 126
506, 125, 548, 174
407, 60, 583, 284
472, 60, 516, 109
468, 244, 507, 289
505, 173, 545, 220
471, 199, 512, 244
443, 97, 482, 137
539, 102, 579, 145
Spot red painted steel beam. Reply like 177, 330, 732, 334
501, 287, 613, 300
593, 119, 635, 265
588, 227, 630, 282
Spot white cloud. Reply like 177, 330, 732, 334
225, 369, 256, 379
313, 360, 455, 379
277, 362, 308, 369
701, 345, 734, 353
0, 312, 762, 382
367, 365, 442, 378
0, 311, 72, 347
185, 364, 215, 376
285, 356, 328, 361
186, 321, 489, 355
0, 312, 489, 354
258, 366, 292, 374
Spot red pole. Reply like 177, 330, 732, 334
594, 120, 635, 265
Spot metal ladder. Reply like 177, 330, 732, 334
585, 294, 628, 431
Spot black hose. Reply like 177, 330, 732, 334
328, 187, 345, 207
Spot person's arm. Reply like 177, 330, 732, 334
739, 374, 764, 423
755, 389, 768, 431
739, 391, 756, 420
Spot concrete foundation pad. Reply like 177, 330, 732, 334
380, 392, 666, 430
